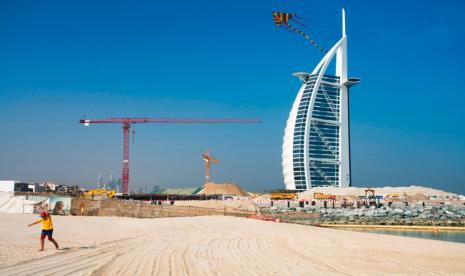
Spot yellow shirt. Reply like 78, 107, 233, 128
36, 212, 53, 230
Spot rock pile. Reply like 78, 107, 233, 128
264, 204, 465, 226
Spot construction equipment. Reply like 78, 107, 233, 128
202, 150, 220, 184
385, 193, 401, 198
364, 189, 377, 206
271, 193, 297, 200
313, 192, 336, 200
79, 117, 260, 194
83, 189, 116, 199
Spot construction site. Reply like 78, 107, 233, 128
2, 3, 465, 275
2, 175, 465, 225
1, 116, 464, 224
1, 116, 465, 273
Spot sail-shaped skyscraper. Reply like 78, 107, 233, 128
282, 9, 360, 191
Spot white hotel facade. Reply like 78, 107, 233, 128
282, 9, 360, 191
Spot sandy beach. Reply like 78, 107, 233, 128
1, 214, 465, 275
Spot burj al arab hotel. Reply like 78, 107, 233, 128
282, 9, 360, 191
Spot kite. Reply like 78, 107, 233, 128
272, 11, 328, 54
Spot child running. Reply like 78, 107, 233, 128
28, 203, 59, 251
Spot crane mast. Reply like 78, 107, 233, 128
122, 123, 130, 193
202, 151, 220, 184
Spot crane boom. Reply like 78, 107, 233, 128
80, 117, 260, 193
80, 118, 261, 125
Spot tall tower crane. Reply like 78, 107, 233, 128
202, 150, 220, 184
79, 117, 260, 194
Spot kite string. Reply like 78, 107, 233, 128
291, 18, 306, 27
286, 24, 328, 54
290, 15, 306, 27
279, 25, 298, 35
293, 14, 311, 23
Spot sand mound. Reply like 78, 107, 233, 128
298, 185, 461, 200
252, 194, 271, 201
197, 183, 248, 196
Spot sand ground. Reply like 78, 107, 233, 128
0, 214, 464, 275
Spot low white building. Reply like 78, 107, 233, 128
42, 181, 56, 191
0, 180, 15, 192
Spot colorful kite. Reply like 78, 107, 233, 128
272, 11, 328, 54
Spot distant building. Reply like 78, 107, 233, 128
42, 181, 57, 191
14, 182, 34, 192
1, 180, 48, 193
34, 183, 47, 193
282, 9, 360, 191
106, 174, 122, 192
0, 180, 15, 192
1, 180, 84, 195
115, 175, 122, 193
151, 185, 161, 194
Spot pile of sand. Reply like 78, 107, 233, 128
252, 193, 271, 202
298, 185, 461, 200
197, 183, 248, 196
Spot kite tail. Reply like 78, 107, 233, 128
287, 25, 328, 54
280, 25, 299, 35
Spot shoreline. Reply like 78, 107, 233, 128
319, 223, 465, 232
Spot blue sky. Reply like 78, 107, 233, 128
1, 0, 464, 194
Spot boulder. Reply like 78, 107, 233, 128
394, 208, 404, 214
404, 210, 413, 216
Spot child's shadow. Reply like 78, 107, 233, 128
59, 245, 96, 251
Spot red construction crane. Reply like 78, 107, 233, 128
79, 117, 261, 194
